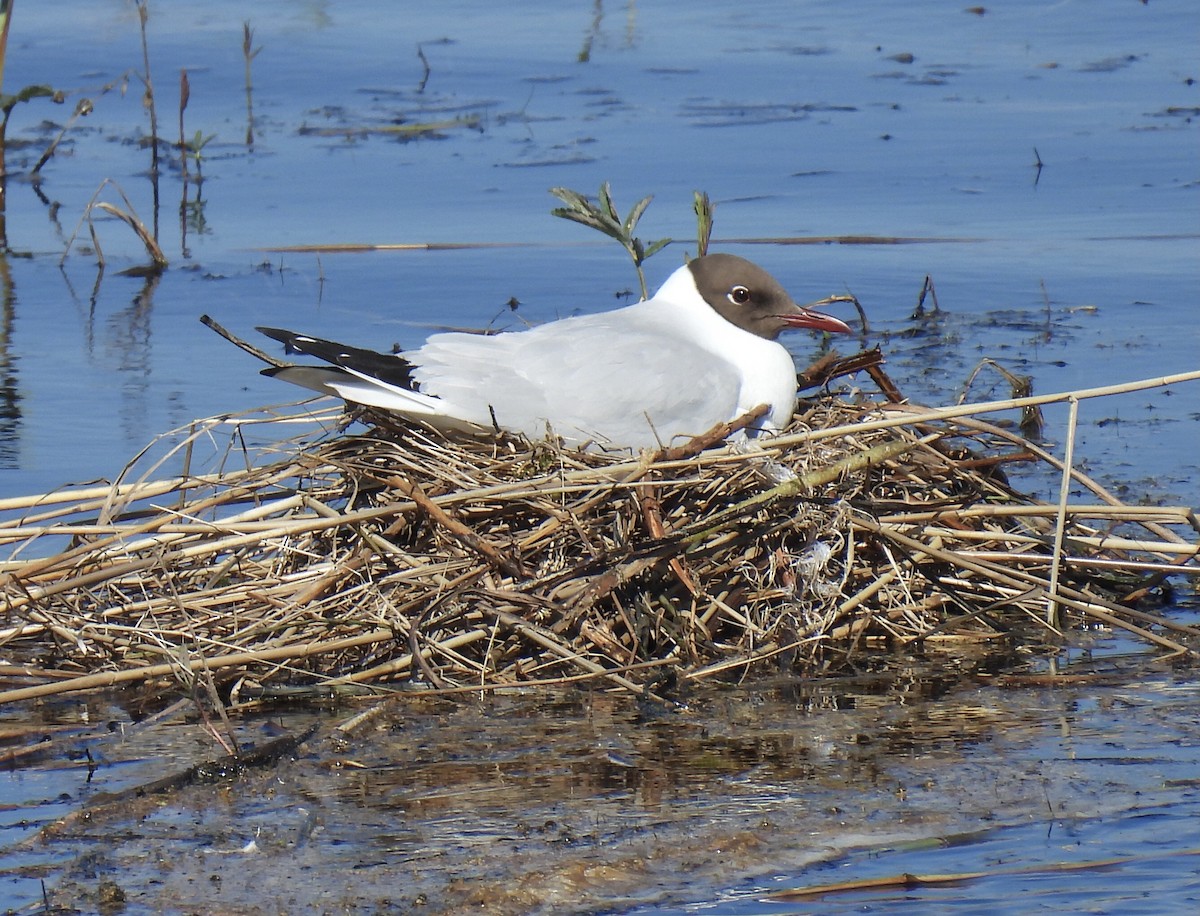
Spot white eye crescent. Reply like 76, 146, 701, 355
728, 285, 752, 305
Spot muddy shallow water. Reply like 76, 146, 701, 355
0, 0, 1197, 911
4, 658, 1198, 913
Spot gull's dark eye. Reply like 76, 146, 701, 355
728, 285, 752, 305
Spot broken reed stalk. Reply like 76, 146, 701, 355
0, 368, 1197, 707
59, 178, 167, 268
136, 0, 158, 176
1046, 395, 1080, 628
31, 98, 94, 175
944, 413, 1192, 548
0, 0, 11, 97
178, 68, 189, 181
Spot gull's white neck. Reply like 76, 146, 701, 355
648, 264, 799, 434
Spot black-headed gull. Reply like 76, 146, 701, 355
255, 253, 852, 449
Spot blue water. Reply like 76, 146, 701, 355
0, 1, 1197, 911
0, 0, 1195, 499
627, 678, 1200, 915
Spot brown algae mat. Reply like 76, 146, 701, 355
1, 361, 1198, 707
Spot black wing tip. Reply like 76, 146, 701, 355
257, 329, 418, 391
256, 326, 308, 349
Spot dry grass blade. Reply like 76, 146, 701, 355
61, 178, 168, 268
90, 201, 167, 267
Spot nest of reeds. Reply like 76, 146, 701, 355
1, 355, 1197, 706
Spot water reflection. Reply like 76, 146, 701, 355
0, 254, 19, 469
102, 273, 158, 456
577, 0, 640, 63
9, 664, 1197, 913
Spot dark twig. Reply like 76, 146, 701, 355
199, 314, 289, 368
